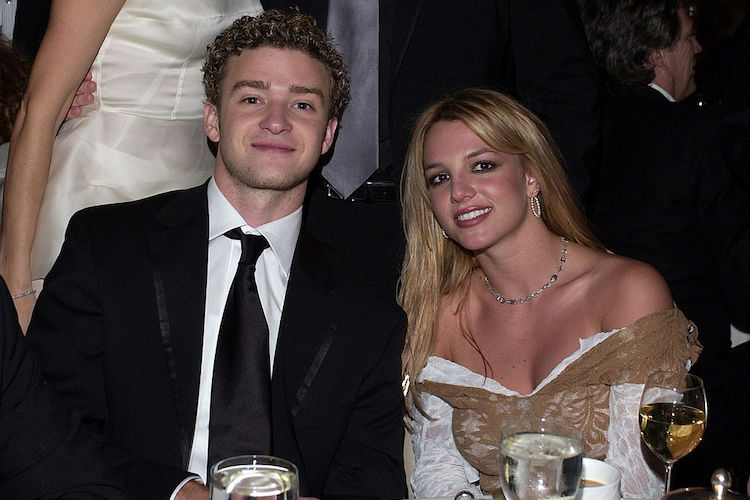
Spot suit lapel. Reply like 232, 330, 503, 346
148, 184, 209, 467
273, 230, 343, 417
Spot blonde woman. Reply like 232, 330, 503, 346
399, 88, 701, 500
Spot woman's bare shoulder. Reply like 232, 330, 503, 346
589, 252, 673, 331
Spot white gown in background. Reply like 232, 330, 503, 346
31, 0, 263, 279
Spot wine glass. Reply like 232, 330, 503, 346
499, 418, 583, 500
209, 455, 298, 500
639, 372, 707, 493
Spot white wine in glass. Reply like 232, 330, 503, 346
639, 372, 707, 493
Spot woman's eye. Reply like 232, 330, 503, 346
426, 173, 449, 186
472, 161, 496, 172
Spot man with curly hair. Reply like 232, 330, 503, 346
26, 9, 407, 500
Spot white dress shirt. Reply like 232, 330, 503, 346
186, 177, 301, 483
648, 82, 677, 102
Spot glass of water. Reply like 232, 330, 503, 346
209, 455, 298, 500
499, 418, 583, 500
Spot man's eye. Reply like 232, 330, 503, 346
295, 102, 312, 110
426, 173, 449, 186
472, 161, 496, 172
243, 97, 260, 104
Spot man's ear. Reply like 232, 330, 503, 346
204, 102, 220, 142
320, 117, 339, 155
646, 49, 663, 70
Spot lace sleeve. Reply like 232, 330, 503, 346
410, 390, 483, 498
606, 383, 664, 500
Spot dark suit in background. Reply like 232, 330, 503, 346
264, 0, 600, 295
0, 278, 125, 499
591, 85, 750, 490
11, 0, 49, 59
27, 184, 407, 499
702, 12, 750, 198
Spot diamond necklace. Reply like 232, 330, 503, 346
483, 237, 568, 305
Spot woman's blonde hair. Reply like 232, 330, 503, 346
399, 88, 601, 409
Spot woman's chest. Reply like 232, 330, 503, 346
445, 306, 599, 394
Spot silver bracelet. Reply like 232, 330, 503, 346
11, 289, 36, 299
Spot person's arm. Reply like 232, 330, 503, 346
605, 383, 664, 500
0, 276, 127, 499
0, 0, 125, 331
600, 259, 674, 334
410, 390, 482, 498
26, 209, 195, 498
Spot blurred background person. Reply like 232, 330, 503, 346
0, 0, 263, 331
399, 88, 700, 499
580, 0, 750, 490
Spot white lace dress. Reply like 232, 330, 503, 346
410, 308, 701, 500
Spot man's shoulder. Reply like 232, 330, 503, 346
606, 86, 719, 123
295, 230, 405, 318
70, 184, 207, 230
603, 87, 725, 153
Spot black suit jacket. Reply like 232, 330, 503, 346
264, 0, 600, 296
590, 86, 750, 490
591, 86, 750, 364
0, 278, 126, 499
12, 0, 50, 59
27, 184, 407, 499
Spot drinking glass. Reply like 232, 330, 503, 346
639, 372, 707, 493
499, 418, 583, 500
209, 455, 299, 500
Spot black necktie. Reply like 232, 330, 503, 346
208, 229, 271, 474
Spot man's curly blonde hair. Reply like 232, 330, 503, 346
202, 9, 350, 120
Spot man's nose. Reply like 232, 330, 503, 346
692, 37, 702, 54
259, 103, 292, 134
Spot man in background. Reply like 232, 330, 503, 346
582, 0, 750, 490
